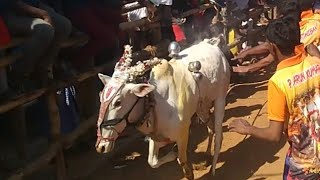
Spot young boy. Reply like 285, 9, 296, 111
228, 16, 320, 179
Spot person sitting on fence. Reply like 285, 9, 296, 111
147, 0, 176, 41
126, 0, 187, 51
2, 0, 71, 92
61, 0, 127, 73
231, 0, 320, 73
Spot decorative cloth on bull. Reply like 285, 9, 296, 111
96, 45, 162, 147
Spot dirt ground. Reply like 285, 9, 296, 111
66, 70, 289, 180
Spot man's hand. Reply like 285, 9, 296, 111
14, 1, 53, 25
232, 65, 249, 73
228, 119, 251, 135
146, 3, 157, 19
41, 11, 53, 25
231, 52, 247, 63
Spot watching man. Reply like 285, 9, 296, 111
228, 15, 320, 179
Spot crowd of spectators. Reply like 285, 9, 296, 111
0, 0, 221, 150
0, 0, 213, 96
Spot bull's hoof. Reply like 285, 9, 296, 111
192, 154, 212, 170
185, 173, 194, 180
182, 164, 194, 180
192, 161, 210, 171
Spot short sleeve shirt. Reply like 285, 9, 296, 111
149, 0, 172, 6
268, 44, 320, 176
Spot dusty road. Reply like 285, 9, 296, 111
66, 71, 288, 180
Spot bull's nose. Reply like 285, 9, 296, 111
101, 146, 105, 153
96, 145, 105, 153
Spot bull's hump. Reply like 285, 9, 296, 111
151, 59, 172, 79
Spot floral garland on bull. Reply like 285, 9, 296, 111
112, 45, 162, 83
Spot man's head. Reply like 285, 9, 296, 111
278, 0, 300, 16
278, 0, 315, 18
299, 0, 315, 11
265, 18, 300, 58
314, 0, 320, 13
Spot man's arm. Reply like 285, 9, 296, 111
232, 42, 272, 61
228, 119, 283, 142
247, 120, 283, 142
229, 80, 287, 142
306, 44, 320, 58
138, 0, 157, 18
13, 0, 51, 23
232, 53, 275, 73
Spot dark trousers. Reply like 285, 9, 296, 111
158, 5, 175, 41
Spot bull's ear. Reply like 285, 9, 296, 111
130, 84, 155, 97
98, 73, 111, 85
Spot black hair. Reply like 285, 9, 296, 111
282, 14, 301, 45
265, 18, 300, 56
282, 13, 300, 26
298, 0, 315, 11
279, 0, 315, 19
278, 0, 301, 18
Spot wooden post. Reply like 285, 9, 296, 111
75, 58, 98, 120
9, 107, 28, 163
46, 92, 67, 180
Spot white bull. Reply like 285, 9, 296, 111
95, 39, 230, 179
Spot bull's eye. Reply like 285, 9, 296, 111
114, 100, 121, 107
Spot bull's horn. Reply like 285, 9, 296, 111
115, 45, 133, 72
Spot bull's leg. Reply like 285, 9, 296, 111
211, 97, 225, 176
194, 111, 214, 170
177, 125, 194, 180
206, 118, 214, 155
196, 108, 214, 156
147, 138, 177, 168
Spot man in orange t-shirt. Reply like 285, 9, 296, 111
228, 17, 320, 179
300, 9, 320, 49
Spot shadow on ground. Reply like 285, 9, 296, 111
197, 136, 286, 180
79, 124, 286, 180
227, 83, 268, 105
69, 64, 279, 180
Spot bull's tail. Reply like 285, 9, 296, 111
211, 96, 225, 176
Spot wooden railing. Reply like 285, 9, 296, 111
0, 34, 94, 180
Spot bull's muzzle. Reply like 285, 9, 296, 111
95, 139, 115, 153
